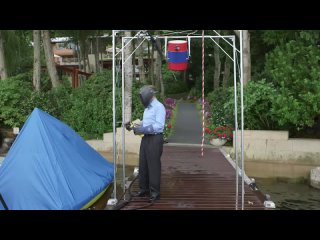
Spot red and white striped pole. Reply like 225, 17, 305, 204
201, 30, 205, 157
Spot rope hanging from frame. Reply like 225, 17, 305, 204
201, 30, 205, 157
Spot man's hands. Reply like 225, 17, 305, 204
125, 122, 133, 131
133, 125, 144, 135
125, 121, 144, 135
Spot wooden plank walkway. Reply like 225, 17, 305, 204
121, 146, 266, 210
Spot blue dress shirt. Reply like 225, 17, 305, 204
141, 98, 166, 134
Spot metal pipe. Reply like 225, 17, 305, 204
123, 35, 237, 40
115, 30, 143, 57
209, 37, 234, 62
163, 30, 194, 35
239, 30, 245, 210
123, 39, 146, 65
212, 30, 241, 53
164, 37, 167, 58
112, 30, 117, 200
232, 36, 239, 210
188, 36, 191, 57
121, 37, 126, 199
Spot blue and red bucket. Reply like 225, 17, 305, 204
167, 40, 189, 71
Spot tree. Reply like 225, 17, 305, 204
153, 32, 165, 97
242, 30, 251, 85
222, 57, 231, 88
234, 30, 251, 85
0, 30, 7, 80
149, 42, 155, 86
42, 30, 60, 88
265, 32, 320, 129
33, 30, 41, 91
213, 30, 221, 89
124, 31, 133, 122
137, 38, 146, 83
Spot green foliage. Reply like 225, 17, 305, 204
0, 73, 33, 127
2, 30, 33, 77
188, 87, 201, 99
265, 36, 320, 129
63, 71, 118, 139
0, 72, 72, 128
225, 80, 278, 130
207, 80, 278, 130
132, 83, 145, 121
162, 65, 188, 94
27, 82, 72, 120
63, 71, 145, 139
207, 87, 232, 127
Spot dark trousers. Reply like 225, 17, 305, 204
139, 134, 163, 196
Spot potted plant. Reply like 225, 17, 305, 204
205, 125, 233, 146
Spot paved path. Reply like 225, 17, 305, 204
168, 102, 202, 144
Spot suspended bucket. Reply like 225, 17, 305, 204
167, 40, 189, 71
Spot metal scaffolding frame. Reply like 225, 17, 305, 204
110, 30, 245, 210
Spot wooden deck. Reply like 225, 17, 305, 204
121, 146, 266, 210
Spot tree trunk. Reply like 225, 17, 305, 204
95, 35, 100, 73
85, 39, 91, 73
42, 30, 60, 88
0, 30, 8, 80
33, 30, 41, 91
157, 39, 164, 98
150, 43, 154, 86
124, 31, 133, 122
213, 32, 221, 90
137, 38, 146, 83
153, 40, 161, 91
242, 30, 251, 85
159, 65, 165, 98
132, 39, 136, 82
77, 41, 82, 71
222, 57, 231, 88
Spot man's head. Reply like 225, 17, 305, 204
139, 85, 156, 108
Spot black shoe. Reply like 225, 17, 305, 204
132, 190, 149, 197
149, 194, 160, 202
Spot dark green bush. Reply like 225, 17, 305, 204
162, 65, 188, 94
223, 80, 278, 130
63, 71, 145, 139
207, 80, 278, 130
207, 87, 232, 127
265, 38, 320, 129
63, 71, 119, 139
0, 73, 33, 128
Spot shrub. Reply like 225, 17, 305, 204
223, 80, 278, 130
266, 38, 320, 129
162, 65, 188, 94
207, 87, 232, 127
0, 73, 33, 128
63, 71, 145, 139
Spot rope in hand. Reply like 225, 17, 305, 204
201, 30, 205, 157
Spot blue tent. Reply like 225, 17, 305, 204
0, 108, 114, 210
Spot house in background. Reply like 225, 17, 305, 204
51, 37, 79, 66
51, 35, 113, 73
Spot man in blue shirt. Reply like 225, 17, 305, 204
128, 85, 165, 202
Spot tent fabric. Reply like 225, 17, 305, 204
0, 108, 114, 210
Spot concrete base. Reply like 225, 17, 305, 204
223, 131, 320, 179
86, 124, 142, 155
310, 167, 320, 189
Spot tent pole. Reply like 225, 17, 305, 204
121, 36, 126, 199
0, 194, 9, 210
239, 30, 245, 210
112, 30, 117, 200
232, 36, 239, 210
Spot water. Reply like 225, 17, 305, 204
255, 178, 320, 210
